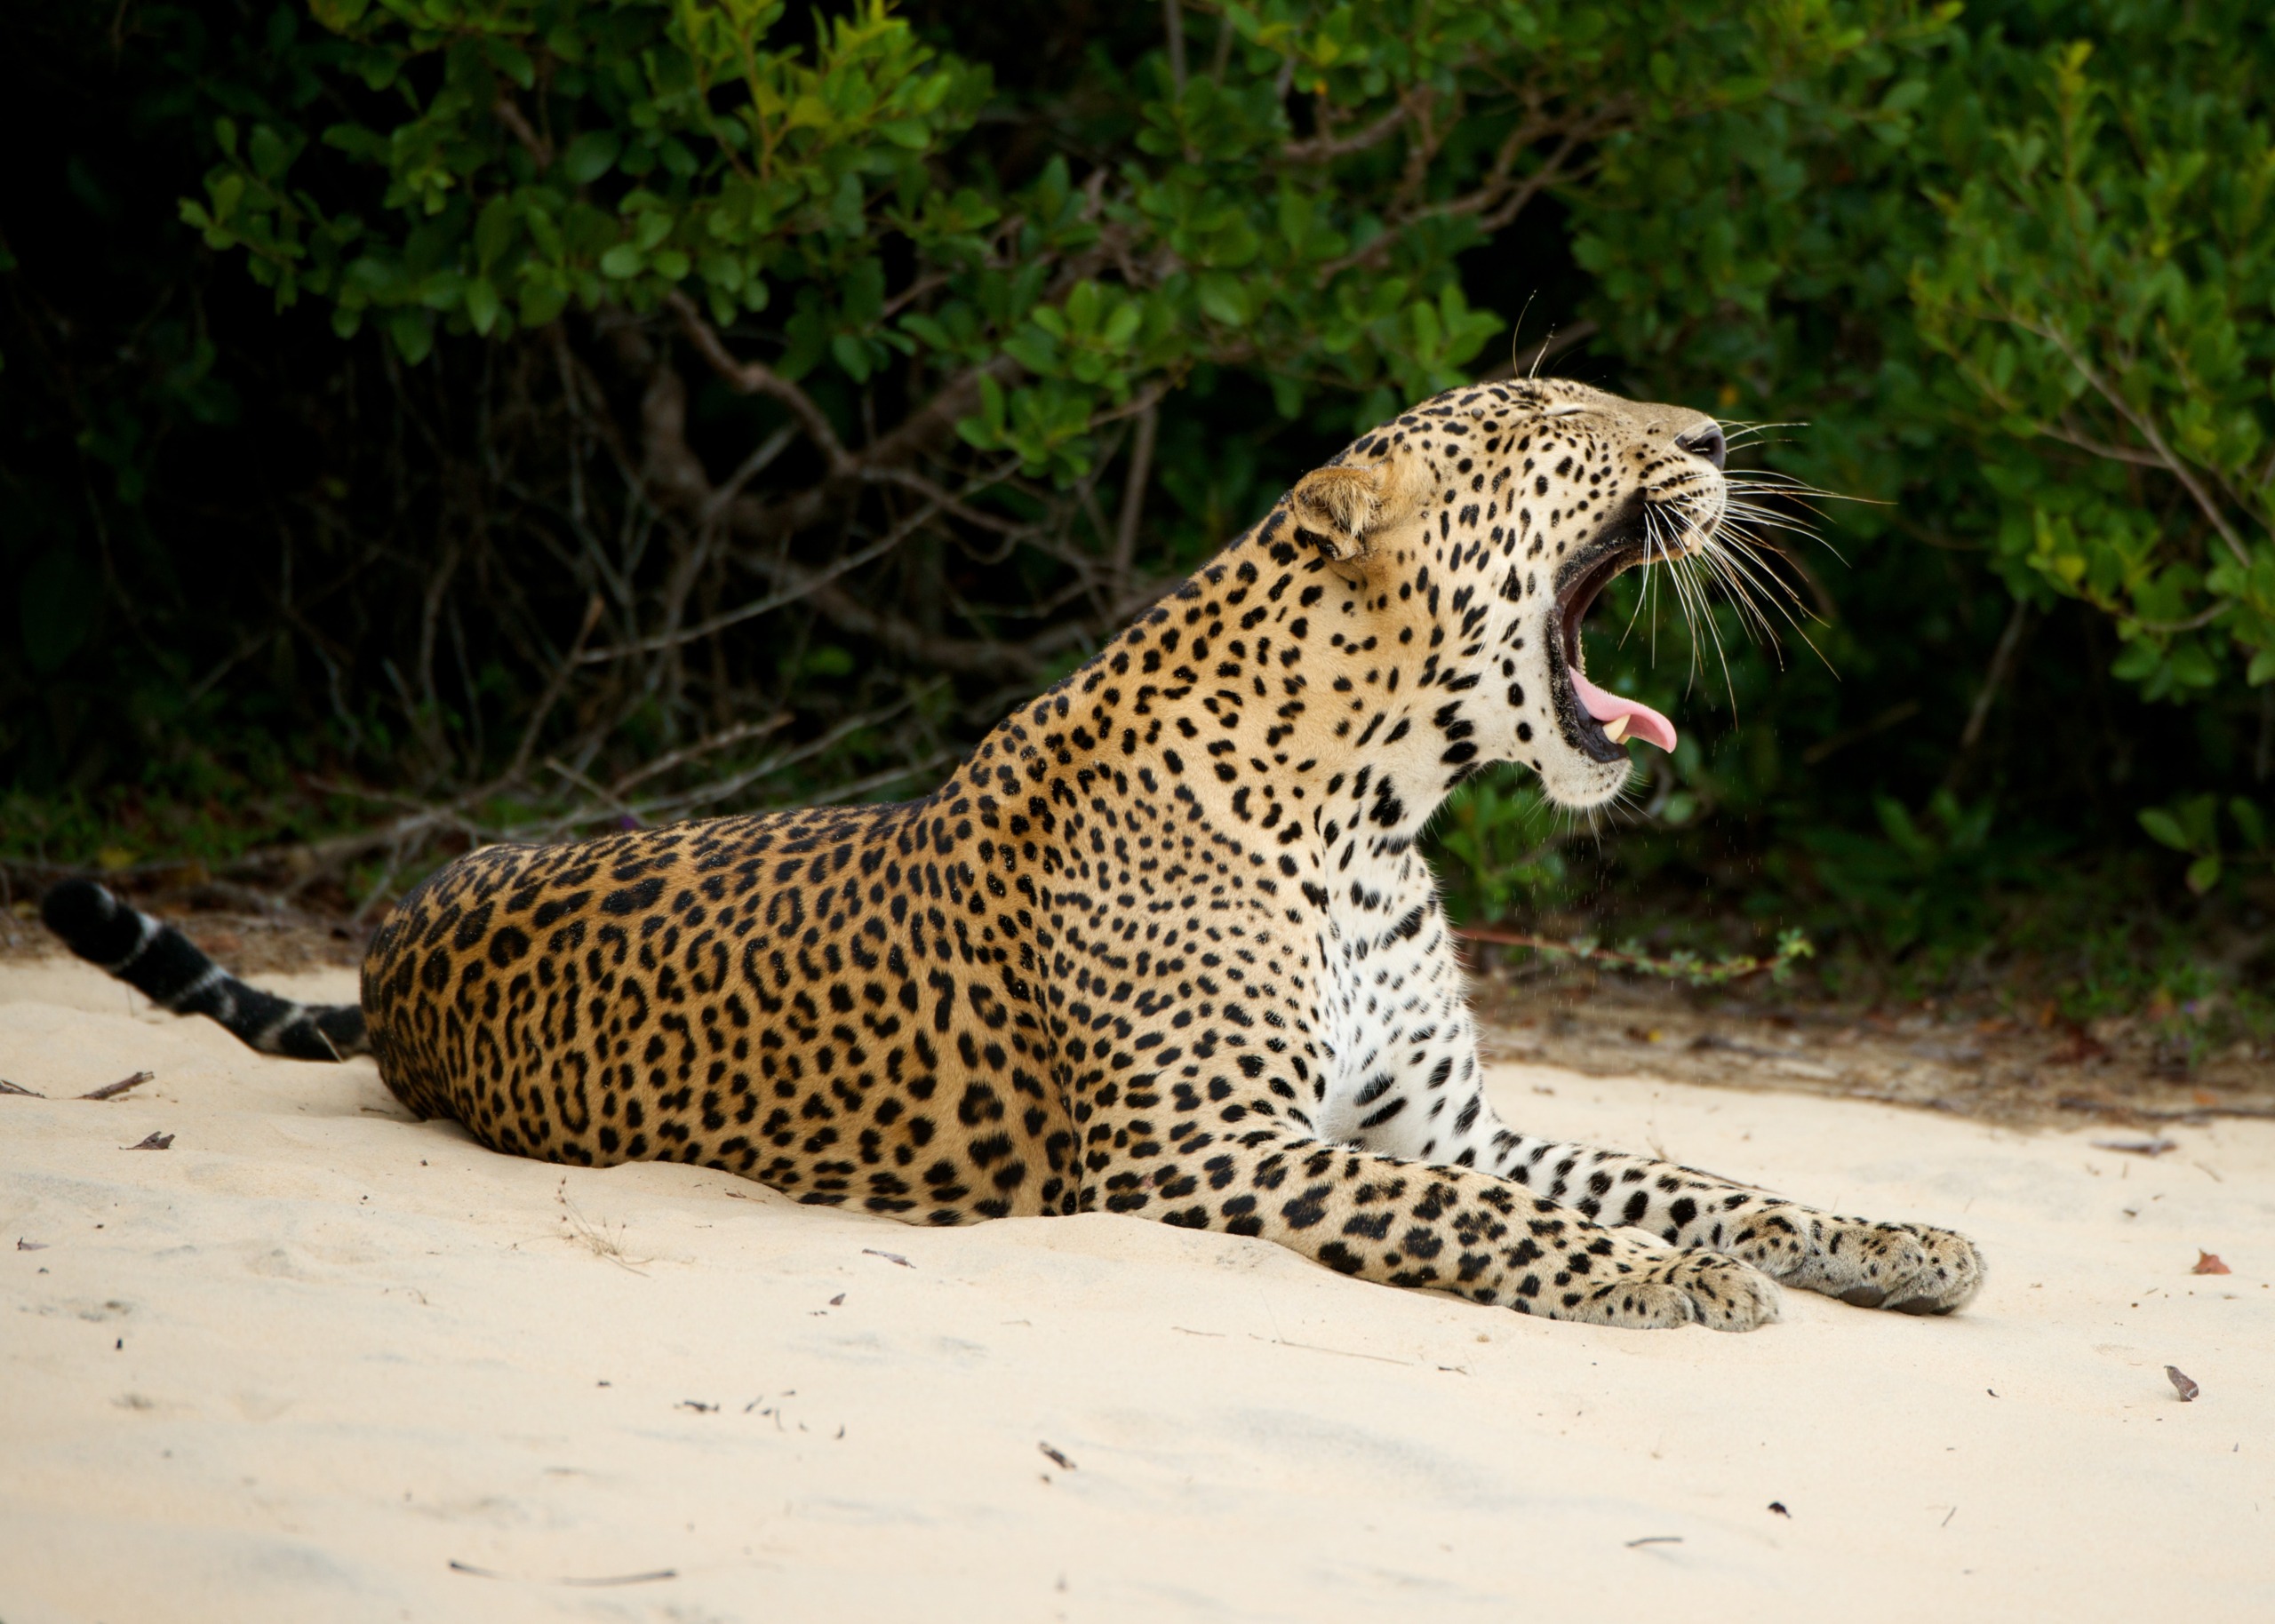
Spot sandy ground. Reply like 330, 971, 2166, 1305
3, 956, 2271, 1624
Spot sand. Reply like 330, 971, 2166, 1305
2, 954, 2270, 1623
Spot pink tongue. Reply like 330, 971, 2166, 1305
1570, 669, 1678, 752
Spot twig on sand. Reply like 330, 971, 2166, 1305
2061, 1096, 2275, 1123
555, 1179, 650, 1273
2, 1074, 158, 1102
1625, 1535, 1683, 1548
1039, 1441, 1077, 1471
83, 1071, 155, 1101
122, 1132, 173, 1150
862, 1247, 914, 1268
1248, 1333, 1414, 1367
449, 1560, 677, 1587
1456, 925, 1814, 987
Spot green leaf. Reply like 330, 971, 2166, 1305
598, 243, 645, 278
520, 280, 570, 328
2167, 641, 2219, 688
464, 276, 501, 336
1195, 272, 1249, 327
700, 254, 745, 294
247, 125, 291, 181
2110, 641, 2162, 684
2184, 854, 2222, 896
484, 37, 536, 90
561, 131, 623, 186
831, 332, 873, 382
387, 309, 435, 365
2136, 808, 2193, 852
475, 198, 515, 268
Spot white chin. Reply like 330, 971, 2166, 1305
1531, 741, 1634, 810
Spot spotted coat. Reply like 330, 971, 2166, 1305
73, 378, 1986, 1330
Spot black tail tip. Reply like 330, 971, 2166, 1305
41, 879, 122, 944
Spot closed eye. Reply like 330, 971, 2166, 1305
1545, 405, 1585, 418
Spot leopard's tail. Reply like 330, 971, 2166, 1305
41, 880, 367, 1062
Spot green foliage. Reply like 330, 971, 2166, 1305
171, 0, 1897, 482
1792, 789, 2055, 957
188, 1, 993, 353
1428, 768, 1571, 927
1465, 921, 1818, 989
2137, 792, 2271, 896
5, 0, 2273, 1018
1912, 26, 2275, 697
1544, 0, 2275, 969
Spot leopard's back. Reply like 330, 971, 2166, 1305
361, 789, 1076, 1222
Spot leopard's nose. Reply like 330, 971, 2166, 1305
1675, 421, 1726, 469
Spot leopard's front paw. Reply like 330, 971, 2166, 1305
1563, 1248, 1783, 1333
1735, 1212, 1984, 1316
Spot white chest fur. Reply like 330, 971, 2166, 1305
1308, 837, 1485, 1161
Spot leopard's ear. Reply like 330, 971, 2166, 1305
1286, 462, 1390, 580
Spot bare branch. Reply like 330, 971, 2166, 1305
2131, 602, 2234, 634
507, 592, 605, 780
2045, 414, 2171, 470
702, 425, 799, 523
1308, 110, 1614, 282
2019, 314, 2255, 570
1281, 97, 1414, 164
863, 465, 1027, 536
806, 749, 959, 808
1114, 401, 1160, 582
607, 712, 793, 799
583, 498, 950, 664
493, 99, 553, 169
1943, 597, 2030, 793
771, 569, 1078, 677
664, 291, 852, 474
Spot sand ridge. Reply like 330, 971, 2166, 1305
2, 957, 2271, 1622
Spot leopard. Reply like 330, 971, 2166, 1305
44, 376, 1984, 1331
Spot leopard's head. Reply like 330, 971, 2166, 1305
1279, 378, 1736, 813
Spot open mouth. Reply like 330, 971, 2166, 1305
1552, 517, 1679, 760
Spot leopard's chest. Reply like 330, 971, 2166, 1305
1307, 845, 1478, 1158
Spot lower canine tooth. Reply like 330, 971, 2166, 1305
1601, 715, 1630, 744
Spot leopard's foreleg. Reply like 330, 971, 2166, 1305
1460, 1127, 1984, 1316
1116, 1127, 1781, 1331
